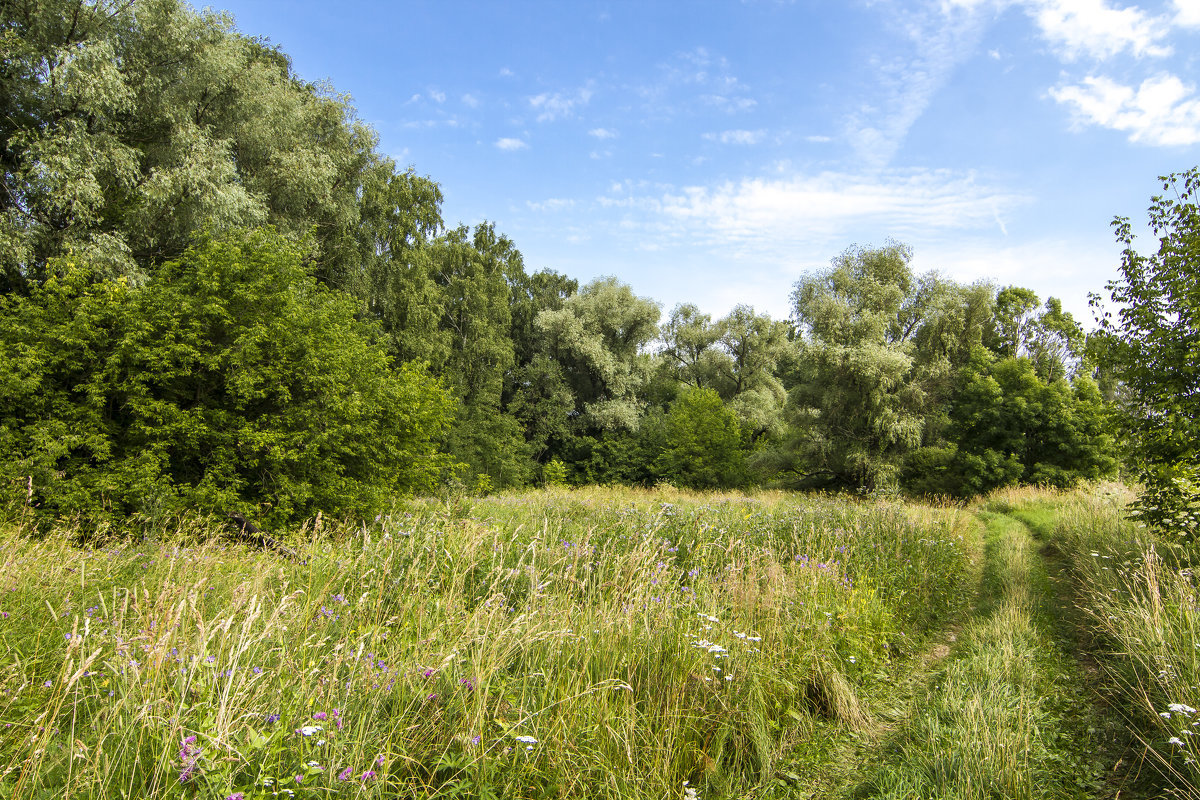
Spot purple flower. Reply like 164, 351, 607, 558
422, 668, 434, 678
295, 774, 304, 783
225, 794, 245, 800
313, 711, 327, 720
178, 736, 201, 783
337, 766, 353, 781
360, 770, 377, 782
265, 713, 280, 724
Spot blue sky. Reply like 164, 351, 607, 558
213, 0, 1200, 324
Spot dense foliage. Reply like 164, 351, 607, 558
0, 230, 453, 527
1094, 168, 1200, 538
0, 0, 1127, 527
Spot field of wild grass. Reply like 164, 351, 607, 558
0, 488, 978, 800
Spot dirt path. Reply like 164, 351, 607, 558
785, 506, 1161, 800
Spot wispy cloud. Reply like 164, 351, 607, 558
1051, 73, 1200, 145
495, 137, 528, 151
589, 127, 619, 139
529, 85, 594, 122
703, 129, 766, 145
656, 169, 1026, 248
462, 93, 479, 108
429, 89, 446, 103
527, 198, 576, 212
845, 2, 994, 168
638, 47, 757, 116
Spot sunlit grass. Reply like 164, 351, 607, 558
1046, 483, 1200, 795
0, 488, 978, 799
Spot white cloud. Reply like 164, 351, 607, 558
429, 89, 446, 103
1028, 0, 1172, 60
462, 93, 479, 108
589, 127, 619, 139
656, 170, 1026, 249
494, 137, 528, 151
499, 67, 515, 77
527, 198, 576, 212
1050, 73, 1200, 145
805, 134, 833, 143
529, 86, 594, 122
703, 129, 765, 145
1174, 0, 1200, 26
638, 47, 757, 116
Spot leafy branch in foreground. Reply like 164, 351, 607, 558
1094, 167, 1200, 539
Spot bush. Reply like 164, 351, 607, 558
0, 229, 454, 528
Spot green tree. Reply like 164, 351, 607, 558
1095, 167, 1200, 538
1, 0, 424, 294
536, 276, 660, 433
786, 242, 925, 490
657, 388, 746, 489
0, 230, 454, 526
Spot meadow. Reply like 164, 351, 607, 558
0, 485, 1194, 799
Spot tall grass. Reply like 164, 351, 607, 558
852, 508, 1102, 800
1047, 483, 1200, 794
0, 488, 977, 799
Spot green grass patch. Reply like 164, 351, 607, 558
846, 507, 1108, 800
0, 488, 979, 799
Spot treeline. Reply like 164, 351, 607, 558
0, 0, 1119, 527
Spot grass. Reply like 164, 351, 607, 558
845, 506, 1106, 800
0, 488, 979, 799
10, 482, 1190, 799
1040, 483, 1200, 796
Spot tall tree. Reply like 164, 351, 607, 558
786, 242, 924, 489
536, 276, 660, 433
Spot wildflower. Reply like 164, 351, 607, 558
265, 713, 280, 724
1170, 737, 1186, 746
376, 755, 385, 766
1169, 703, 1197, 715
225, 794, 245, 800
360, 770, 376, 781
178, 736, 201, 783
337, 767, 353, 781
297, 725, 322, 736
313, 712, 327, 721
43, 680, 52, 688
514, 735, 538, 744
295, 774, 304, 783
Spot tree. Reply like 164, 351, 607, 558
657, 388, 746, 489
786, 242, 925, 490
0, 0, 416, 294
1095, 167, 1200, 538
536, 277, 660, 433
0, 229, 454, 527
